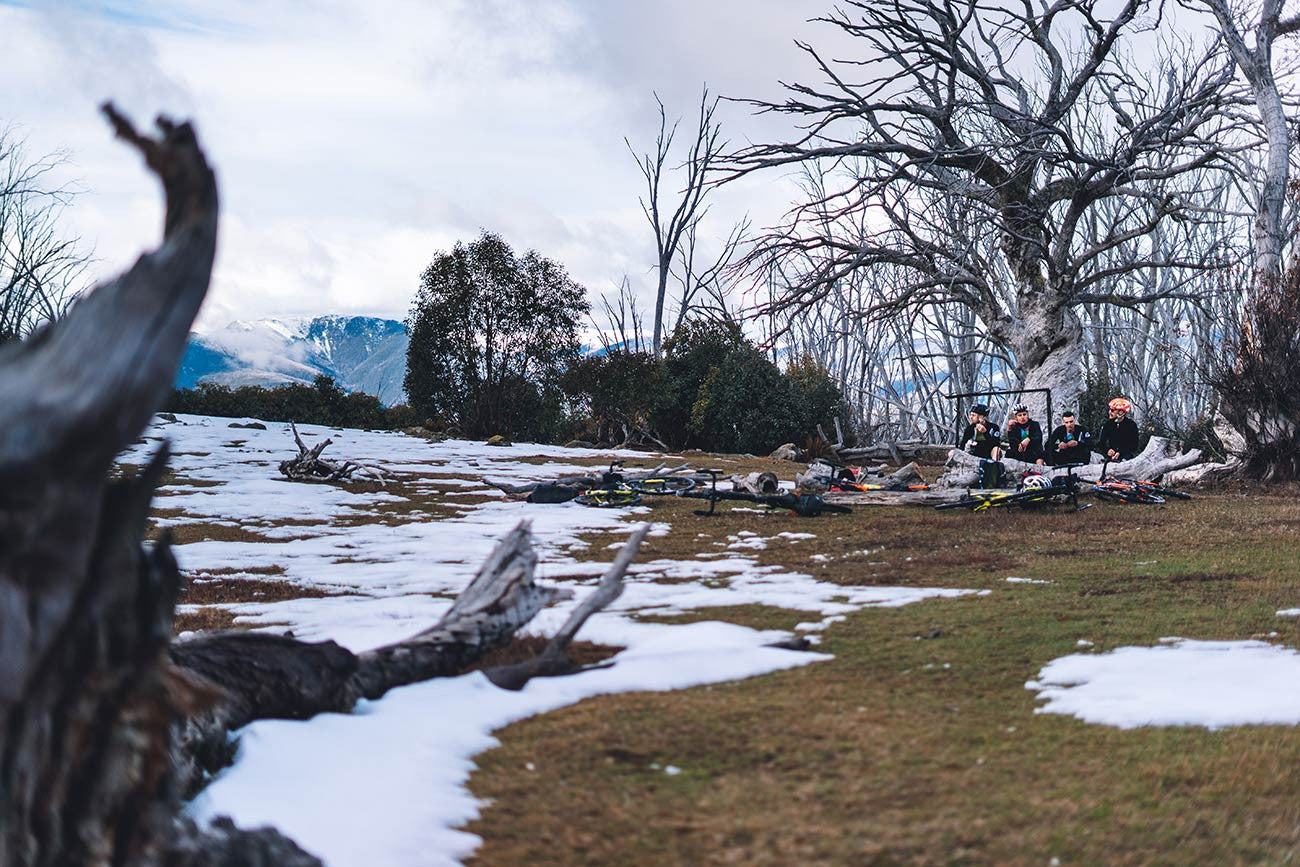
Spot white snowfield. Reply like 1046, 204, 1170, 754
121, 415, 982, 867
1027, 638, 1300, 730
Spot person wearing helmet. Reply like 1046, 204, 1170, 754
1046, 410, 1094, 465
959, 403, 1002, 461
1097, 397, 1139, 462
1002, 404, 1046, 466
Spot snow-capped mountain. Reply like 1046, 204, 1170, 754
176, 316, 409, 405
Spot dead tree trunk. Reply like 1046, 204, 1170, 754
0, 107, 647, 867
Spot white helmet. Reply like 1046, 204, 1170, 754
1022, 474, 1051, 490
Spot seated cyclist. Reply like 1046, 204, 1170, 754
958, 404, 1002, 461
1003, 404, 1046, 466
1096, 397, 1140, 462
1046, 411, 1093, 466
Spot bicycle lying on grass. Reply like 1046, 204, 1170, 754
681, 469, 853, 518
1091, 460, 1192, 505
935, 464, 1090, 512
573, 461, 699, 507
574, 461, 642, 507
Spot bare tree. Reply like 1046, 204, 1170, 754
728, 0, 1241, 420
1190, 0, 1300, 478
1194, 0, 1300, 283
628, 88, 727, 355
0, 127, 88, 341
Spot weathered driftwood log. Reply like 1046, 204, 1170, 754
172, 520, 644, 795
485, 523, 649, 690
934, 436, 1202, 489
836, 441, 952, 464
0, 107, 650, 866
278, 421, 390, 483
1162, 413, 1246, 487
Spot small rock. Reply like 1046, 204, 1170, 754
157, 412, 178, 423
228, 421, 267, 430
919, 628, 944, 640
564, 440, 597, 449
769, 442, 802, 461
485, 434, 513, 447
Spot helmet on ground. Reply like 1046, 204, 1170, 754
1021, 474, 1051, 490
971, 403, 989, 415
1108, 397, 1133, 413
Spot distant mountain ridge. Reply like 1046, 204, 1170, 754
177, 315, 409, 406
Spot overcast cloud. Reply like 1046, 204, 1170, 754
0, 0, 835, 331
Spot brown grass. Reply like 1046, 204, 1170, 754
464, 487, 1300, 866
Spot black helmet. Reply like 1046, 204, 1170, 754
971, 403, 989, 415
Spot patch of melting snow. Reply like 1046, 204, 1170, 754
131, 415, 984, 867
1027, 638, 1300, 730
1005, 577, 1052, 584
1278, 608, 1300, 618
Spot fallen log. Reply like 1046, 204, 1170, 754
279, 421, 390, 483
933, 436, 1202, 489
835, 442, 952, 464
1162, 414, 1246, 487
823, 489, 958, 507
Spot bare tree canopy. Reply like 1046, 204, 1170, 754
729, 0, 1242, 418
627, 88, 728, 354
0, 127, 87, 342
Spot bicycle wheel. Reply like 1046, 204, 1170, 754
1141, 483, 1190, 500
574, 488, 642, 507
628, 476, 696, 495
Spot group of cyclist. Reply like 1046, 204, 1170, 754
958, 397, 1141, 469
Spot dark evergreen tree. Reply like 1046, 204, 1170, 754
404, 232, 587, 441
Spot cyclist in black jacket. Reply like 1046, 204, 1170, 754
958, 404, 1002, 460
1046, 411, 1093, 465
1097, 397, 1140, 461
1003, 404, 1046, 465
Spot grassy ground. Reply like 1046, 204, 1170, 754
147, 444, 1300, 864
464, 486, 1300, 866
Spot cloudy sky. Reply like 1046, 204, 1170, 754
0, 0, 837, 331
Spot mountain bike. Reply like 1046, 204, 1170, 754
574, 460, 642, 507
1092, 460, 1191, 505
680, 469, 852, 517
936, 463, 1090, 512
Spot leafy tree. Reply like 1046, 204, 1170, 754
785, 354, 846, 441
690, 346, 802, 454
652, 319, 746, 447
404, 231, 587, 441
562, 349, 661, 444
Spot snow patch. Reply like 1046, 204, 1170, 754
1027, 639, 1300, 730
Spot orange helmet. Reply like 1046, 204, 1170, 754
1108, 397, 1133, 413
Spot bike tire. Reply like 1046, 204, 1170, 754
574, 489, 642, 508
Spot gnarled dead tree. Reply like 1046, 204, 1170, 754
728, 0, 1241, 421
0, 108, 647, 866
278, 421, 390, 483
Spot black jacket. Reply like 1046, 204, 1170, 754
1003, 419, 1045, 463
1046, 424, 1093, 464
1097, 417, 1140, 460
959, 421, 1001, 459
